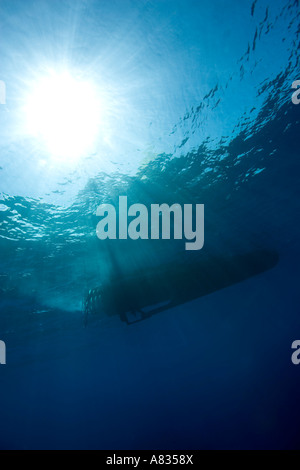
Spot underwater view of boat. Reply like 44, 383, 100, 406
84, 250, 279, 325
1, 0, 300, 451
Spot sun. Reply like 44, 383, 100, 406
25, 70, 101, 161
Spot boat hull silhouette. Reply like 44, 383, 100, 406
84, 250, 279, 325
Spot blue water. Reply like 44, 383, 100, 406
1, 0, 300, 449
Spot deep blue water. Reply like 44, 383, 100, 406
1, 0, 300, 450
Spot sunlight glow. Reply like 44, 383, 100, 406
25, 71, 101, 161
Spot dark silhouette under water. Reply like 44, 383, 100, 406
84, 250, 279, 325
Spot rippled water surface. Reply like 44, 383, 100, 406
0, 0, 300, 450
